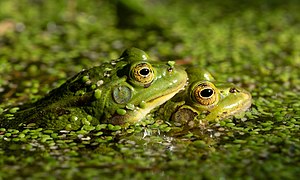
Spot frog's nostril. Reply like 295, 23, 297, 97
229, 87, 240, 93
168, 67, 173, 72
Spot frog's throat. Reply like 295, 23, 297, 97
127, 80, 187, 123
235, 95, 252, 114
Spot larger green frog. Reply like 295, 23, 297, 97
0, 48, 188, 130
160, 67, 252, 126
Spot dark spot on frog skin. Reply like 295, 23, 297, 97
109, 114, 127, 125
56, 108, 70, 116
69, 82, 86, 93
117, 64, 130, 77
144, 83, 151, 88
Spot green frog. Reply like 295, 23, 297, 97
0, 48, 188, 130
160, 67, 252, 126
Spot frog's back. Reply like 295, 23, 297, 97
39, 61, 119, 102
0, 60, 128, 129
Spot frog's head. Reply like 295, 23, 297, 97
171, 67, 251, 123
206, 82, 252, 120
107, 48, 188, 124
187, 81, 252, 121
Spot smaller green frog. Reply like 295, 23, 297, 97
160, 67, 252, 126
0, 48, 188, 130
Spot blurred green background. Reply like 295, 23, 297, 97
0, 0, 299, 179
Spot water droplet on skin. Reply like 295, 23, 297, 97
142, 55, 148, 60
97, 80, 104, 86
139, 101, 146, 108
111, 61, 117, 65
104, 72, 110, 77
85, 80, 92, 85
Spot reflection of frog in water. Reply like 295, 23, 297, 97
160, 67, 252, 126
0, 48, 188, 130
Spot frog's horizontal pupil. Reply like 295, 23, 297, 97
200, 88, 213, 98
140, 68, 150, 76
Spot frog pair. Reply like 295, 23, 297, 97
0, 48, 251, 130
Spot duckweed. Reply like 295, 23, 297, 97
94, 89, 101, 100
8, 107, 19, 114
107, 124, 122, 131
116, 108, 127, 115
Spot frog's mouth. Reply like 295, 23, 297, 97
127, 74, 188, 124
222, 96, 252, 117
205, 91, 252, 121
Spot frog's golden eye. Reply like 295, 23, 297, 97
192, 82, 218, 106
130, 62, 154, 86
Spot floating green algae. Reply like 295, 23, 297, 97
0, 0, 299, 179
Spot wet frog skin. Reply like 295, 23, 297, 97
0, 48, 188, 130
160, 67, 252, 125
